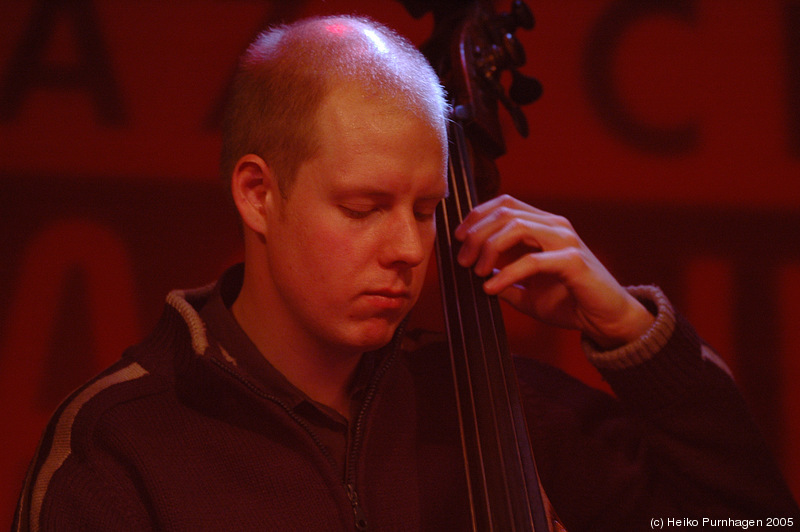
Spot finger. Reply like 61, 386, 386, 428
471, 219, 544, 276
456, 208, 553, 267
493, 279, 570, 320
465, 216, 580, 276
483, 247, 587, 295
461, 194, 558, 228
455, 194, 533, 240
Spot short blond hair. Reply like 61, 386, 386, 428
220, 15, 449, 195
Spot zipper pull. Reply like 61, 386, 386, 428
345, 483, 368, 531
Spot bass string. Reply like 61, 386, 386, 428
444, 119, 535, 526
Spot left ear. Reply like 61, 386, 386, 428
230, 154, 279, 236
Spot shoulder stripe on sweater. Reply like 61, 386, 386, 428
16, 362, 149, 532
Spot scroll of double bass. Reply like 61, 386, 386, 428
401, 1, 556, 530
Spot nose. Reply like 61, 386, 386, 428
379, 211, 427, 269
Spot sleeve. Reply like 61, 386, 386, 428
14, 453, 153, 532
12, 369, 154, 532
515, 286, 800, 532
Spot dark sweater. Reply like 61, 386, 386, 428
14, 266, 799, 531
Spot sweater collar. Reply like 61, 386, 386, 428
197, 264, 390, 419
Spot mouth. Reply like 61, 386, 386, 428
361, 289, 412, 310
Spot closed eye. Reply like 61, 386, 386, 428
414, 199, 441, 222
414, 210, 436, 222
340, 206, 378, 219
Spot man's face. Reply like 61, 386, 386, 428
261, 86, 447, 357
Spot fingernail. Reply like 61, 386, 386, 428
483, 277, 497, 293
457, 248, 468, 266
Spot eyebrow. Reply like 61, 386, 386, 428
336, 188, 447, 202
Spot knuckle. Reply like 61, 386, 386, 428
558, 227, 580, 248
460, 229, 479, 249
482, 233, 501, 255
506, 216, 527, 233
497, 194, 515, 206
521, 252, 540, 269
563, 247, 582, 262
491, 205, 517, 225
563, 247, 590, 271
551, 214, 573, 230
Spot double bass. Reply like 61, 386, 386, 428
400, 1, 562, 530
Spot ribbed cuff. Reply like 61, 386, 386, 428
582, 285, 675, 370
582, 286, 708, 410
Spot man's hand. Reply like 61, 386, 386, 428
454, 195, 654, 350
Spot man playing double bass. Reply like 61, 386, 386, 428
14, 15, 799, 531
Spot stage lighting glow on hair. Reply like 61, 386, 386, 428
363, 28, 389, 53
325, 22, 347, 35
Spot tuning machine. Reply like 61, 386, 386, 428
472, 0, 542, 137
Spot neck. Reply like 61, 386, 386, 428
232, 265, 361, 420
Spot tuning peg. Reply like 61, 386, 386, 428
486, 76, 530, 137
509, 69, 542, 105
500, 32, 526, 69
505, 99, 530, 138
511, 1, 535, 30
497, 1, 535, 34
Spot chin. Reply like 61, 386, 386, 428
354, 333, 395, 353
348, 320, 400, 352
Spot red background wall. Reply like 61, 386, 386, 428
1, 0, 799, 525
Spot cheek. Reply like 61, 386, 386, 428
302, 222, 365, 278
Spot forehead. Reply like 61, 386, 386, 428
306, 85, 448, 190
318, 83, 446, 142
